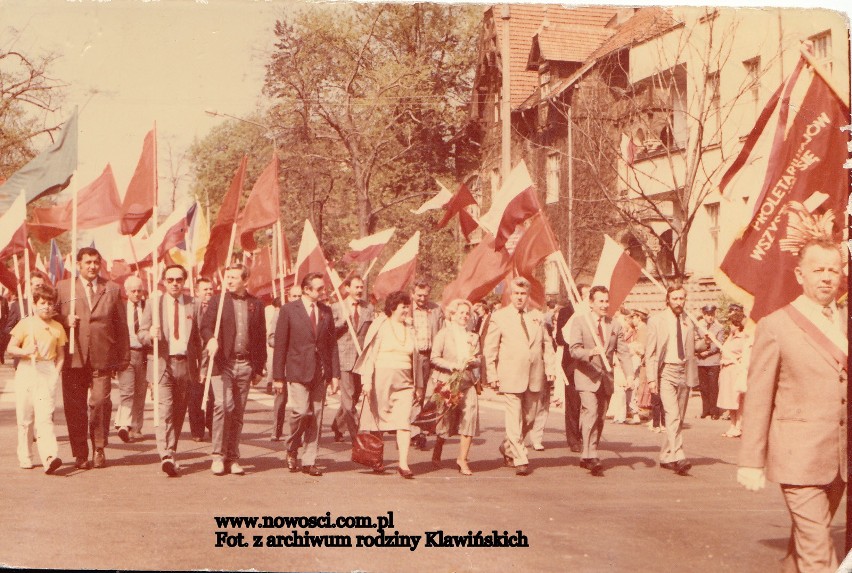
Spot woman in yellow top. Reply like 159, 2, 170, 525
8, 284, 67, 474
356, 291, 416, 479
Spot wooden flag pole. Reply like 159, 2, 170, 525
201, 222, 238, 416
69, 184, 78, 355
326, 262, 362, 355
151, 122, 161, 428
270, 227, 278, 302
276, 220, 287, 298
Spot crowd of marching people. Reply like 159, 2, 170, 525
0, 246, 759, 480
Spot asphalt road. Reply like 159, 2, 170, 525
0, 364, 845, 572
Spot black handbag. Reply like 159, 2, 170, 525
411, 399, 443, 434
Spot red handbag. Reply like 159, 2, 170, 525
352, 397, 384, 469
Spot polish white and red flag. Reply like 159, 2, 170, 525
0, 192, 28, 261
411, 181, 453, 215
294, 219, 329, 287
371, 231, 420, 301
592, 235, 644, 317
341, 227, 396, 265
479, 161, 540, 251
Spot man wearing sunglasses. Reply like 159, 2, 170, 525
138, 264, 201, 477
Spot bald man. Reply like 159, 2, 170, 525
115, 276, 150, 442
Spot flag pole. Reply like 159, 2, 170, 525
270, 228, 278, 302
151, 122, 161, 428
202, 222, 238, 416
799, 45, 850, 107
69, 183, 78, 355
326, 262, 362, 355
276, 220, 288, 295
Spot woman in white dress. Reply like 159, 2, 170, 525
716, 303, 751, 438
356, 291, 417, 478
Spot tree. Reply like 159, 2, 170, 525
0, 30, 65, 181
570, 8, 786, 280
263, 3, 480, 241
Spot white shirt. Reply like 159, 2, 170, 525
81, 277, 98, 308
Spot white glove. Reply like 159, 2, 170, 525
737, 467, 766, 491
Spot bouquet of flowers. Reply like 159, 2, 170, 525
430, 367, 466, 413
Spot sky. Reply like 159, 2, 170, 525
2, 0, 284, 209
1, 0, 849, 216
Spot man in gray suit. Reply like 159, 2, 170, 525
645, 283, 698, 476
483, 277, 555, 476
568, 285, 633, 476
409, 279, 443, 450
331, 275, 373, 443
738, 240, 847, 573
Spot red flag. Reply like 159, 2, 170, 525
372, 232, 420, 301
155, 203, 197, 261
120, 129, 157, 236
201, 156, 247, 277
0, 260, 17, 292
246, 245, 274, 301
479, 161, 540, 251
441, 233, 512, 306
436, 183, 478, 239
29, 164, 123, 243
510, 212, 559, 278
592, 235, 644, 317
718, 68, 849, 321
238, 155, 280, 251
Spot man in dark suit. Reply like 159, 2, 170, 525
187, 277, 214, 442
331, 274, 373, 443
202, 264, 266, 476
272, 272, 340, 477
694, 304, 725, 419
57, 247, 130, 470
138, 264, 201, 476
568, 286, 633, 475
554, 298, 582, 452
739, 240, 847, 572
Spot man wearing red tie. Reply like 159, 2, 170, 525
115, 276, 150, 443
645, 283, 698, 476
138, 265, 201, 476
272, 273, 340, 477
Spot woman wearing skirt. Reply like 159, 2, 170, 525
356, 291, 417, 479
428, 299, 481, 475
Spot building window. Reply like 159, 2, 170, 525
546, 153, 560, 204
705, 202, 720, 265
809, 30, 832, 73
545, 259, 559, 295
743, 57, 761, 122
705, 71, 721, 146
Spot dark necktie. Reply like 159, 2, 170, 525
597, 317, 605, 346
173, 298, 180, 341
676, 316, 684, 360
133, 302, 140, 335
822, 306, 834, 321
519, 309, 529, 340
353, 304, 360, 327
87, 282, 95, 308
310, 304, 318, 335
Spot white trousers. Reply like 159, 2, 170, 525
15, 360, 61, 467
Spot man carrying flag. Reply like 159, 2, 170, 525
737, 239, 847, 573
